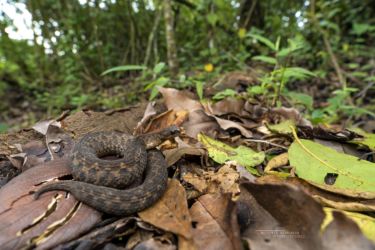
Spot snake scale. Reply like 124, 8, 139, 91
34, 126, 180, 216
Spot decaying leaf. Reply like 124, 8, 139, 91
182, 163, 240, 198
190, 193, 241, 250
239, 181, 325, 250
163, 137, 206, 166
264, 152, 289, 173
198, 133, 265, 174
256, 175, 375, 212
323, 207, 375, 243
159, 87, 202, 112
138, 179, 195, 250
322, 210, 375, 250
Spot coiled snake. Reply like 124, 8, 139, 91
34, 126, 180, 216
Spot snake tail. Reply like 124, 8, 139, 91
34, 150, 168, 216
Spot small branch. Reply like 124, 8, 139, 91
244, 139, 288, 150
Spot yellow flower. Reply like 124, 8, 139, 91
238, 28, 246, 39
204, 63, 214, 72
342, 43, 350, 52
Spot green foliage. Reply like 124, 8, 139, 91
246, 32, 316, 105
212, 89, 238, 101
0, 0, 374, 127
101, 65, 147, 76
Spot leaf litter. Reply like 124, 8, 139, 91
0, 87, 374, 249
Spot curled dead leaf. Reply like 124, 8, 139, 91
190, 193, 242, 250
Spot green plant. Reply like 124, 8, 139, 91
310, 87, 375, 124
245, 32, 316, 106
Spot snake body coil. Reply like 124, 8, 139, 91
35, 127, 179, 216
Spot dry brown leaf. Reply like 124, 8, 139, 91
144, 109, 188, 133
59, 217, 140, 249
134, 238, 177, 250
239, 181, 326, 250
322, 211, 374, 250
0, 159, 71, 212
159, 87, 202, 112
183, 110, 221, 138
190, 193, 242, 250
138, 179, 195, 250
0, 158, 101, 249
45, 124, 74, 160
264, 153, 289, 172
204, 98, 247, 117
32, 120, 60, 136
182, 163, 240, 198
211, 115, 252, 138
257, 175, 375, 212
163, 137, 206, 166
269, 107, 312, 126
136, 102, 158, 130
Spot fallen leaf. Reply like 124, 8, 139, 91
163, 138, 206, 166
289, 137, 375, 198
32, 120, 60, 136
144, 109, 188, 133
190, 193, 241, 250
198, 133, 265, 175
322, 210, 375, 250
45, 125, 74, 160
0, 159, 101, 249
323, 207, 375, 242
239, 181, 325, 250
183, 110, 221, 138
182, 163, 240, 198
159, 87, 202, 112
266, 120, 296, 135
138, 179, 195, 250
264, 152, 289, 173
270, 107, 311, 126
256, 175, 375, 212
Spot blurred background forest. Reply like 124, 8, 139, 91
0, 0, 374, 132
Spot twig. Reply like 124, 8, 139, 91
244, 139, 288, 150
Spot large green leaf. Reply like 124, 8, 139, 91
252, 55, 277, 65
246, 33, 276, 51
289, 137, 375, 198
198, 134, 265, 175
101, 65, 146, 76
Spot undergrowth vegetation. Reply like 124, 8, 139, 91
0, 0, 374, 131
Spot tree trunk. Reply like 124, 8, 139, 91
163, 0, 179, 78
238, 0, 264, 30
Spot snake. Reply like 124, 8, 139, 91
34, 126, 180, 216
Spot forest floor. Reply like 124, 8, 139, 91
0, 70, 374, 249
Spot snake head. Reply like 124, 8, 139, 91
140, 125, 181, 149
160, 125, 180, 139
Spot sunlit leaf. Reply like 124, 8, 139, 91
195, 81, 204, 100
153, 62, 166, 74
246, 33, 276, 51
289, 135, 375, 198
101, 65, 146, 76
198, 133, 265, 175
252, 55, 277, 65
212, 89, 237, 100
